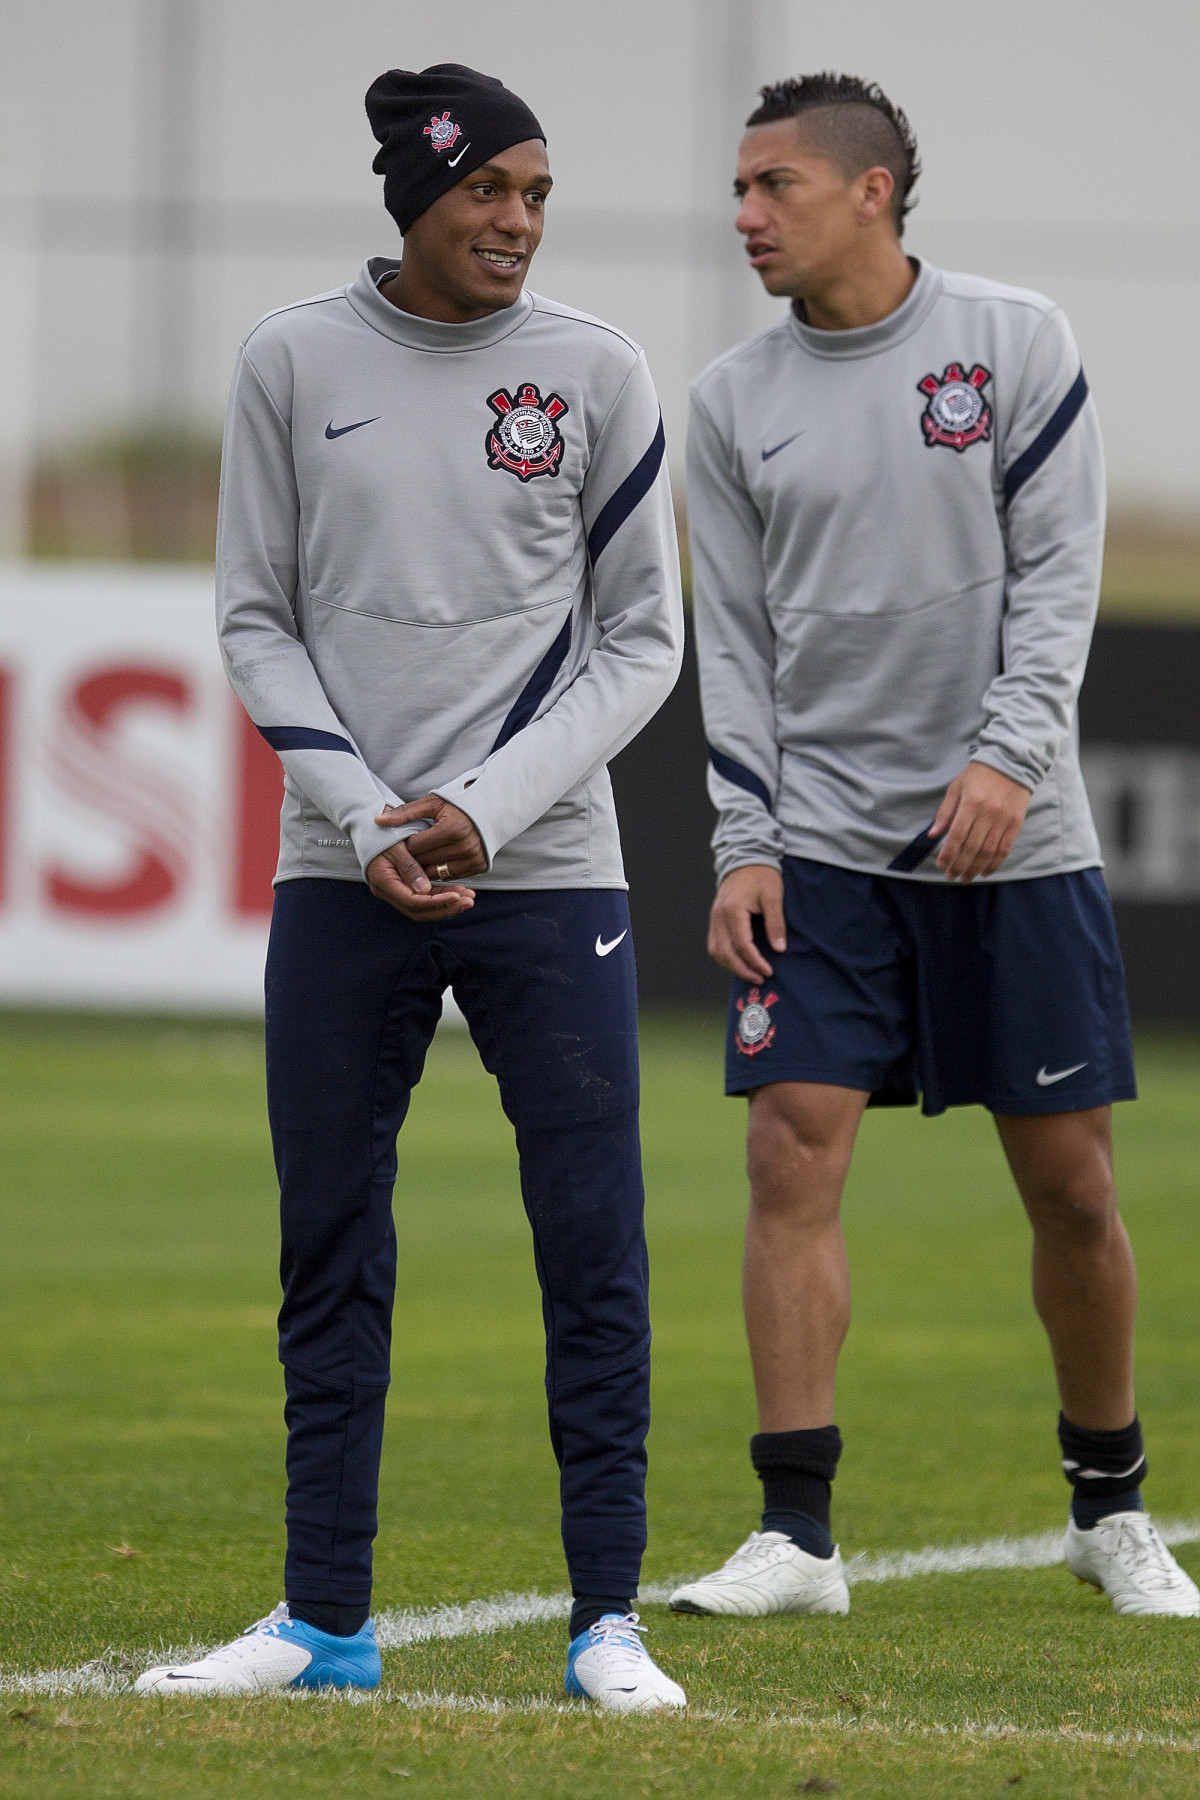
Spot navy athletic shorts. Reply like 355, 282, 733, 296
724, 857, 1137, 1117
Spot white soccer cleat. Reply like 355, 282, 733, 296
1065, 1512, 1200, 1617
565, 1612, 686, 1713
669, 1530, 851, 1618
134, 1602, 382, 1694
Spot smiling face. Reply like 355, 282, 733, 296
391, 139, 552, 322
734, 118, 895, 299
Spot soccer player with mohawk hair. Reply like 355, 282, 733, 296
672, 72, 1198, 1624
135, 61, 686, 1710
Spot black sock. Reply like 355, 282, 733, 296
570, 1595, 634, 1639
1058, 1413, 1147, 1528
1071, 1487, 1144, 1529
751, 1426, 842, 1560
287, 1599, 370, 1636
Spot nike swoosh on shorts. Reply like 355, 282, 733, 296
1036, 1062, 1088, 1085
595, 931, 627, 957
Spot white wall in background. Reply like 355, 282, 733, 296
3, 0, 1200, 506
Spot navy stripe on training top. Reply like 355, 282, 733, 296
491, 612, 574, 753
258, 724, 356, 754
1003, 368, 1089, 505
887, 825, 940, 873
707, 744, 773, 811
587, 416, 666, 565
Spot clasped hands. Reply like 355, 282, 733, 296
366, 795, 487, 921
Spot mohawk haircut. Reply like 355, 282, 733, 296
747, 73, 920, 235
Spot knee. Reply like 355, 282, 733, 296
746, 1093, 853, 1226
1027, 1166, 1119, 1248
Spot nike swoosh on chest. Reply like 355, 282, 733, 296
325, 417, 380, 439
761, 431, 804, 461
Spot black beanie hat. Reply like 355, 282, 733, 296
366, 63, 546, 236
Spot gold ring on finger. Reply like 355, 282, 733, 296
435, 863, 451, 881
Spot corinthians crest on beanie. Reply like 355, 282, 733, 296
366, 63, 546, 236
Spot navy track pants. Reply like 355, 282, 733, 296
264, 878, 650, 1609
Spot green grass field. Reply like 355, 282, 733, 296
2, 1011, 1199, 1798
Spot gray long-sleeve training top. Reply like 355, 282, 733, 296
217, 258, 683, 889
689, 258, 1106, 885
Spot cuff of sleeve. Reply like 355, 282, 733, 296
348, 816, 427, 879
430, 770, 495, 872
714, 850, 784, 886
970, 746, 1042, 792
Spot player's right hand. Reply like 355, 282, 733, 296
708, 864, 787, 982
366, 838, 476, 922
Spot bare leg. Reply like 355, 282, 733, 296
743, 1082, 867, 1431
994, 1107, 1137, 1430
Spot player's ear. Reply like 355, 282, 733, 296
858, 165, 895, 227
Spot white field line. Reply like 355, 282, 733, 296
2, 1517, 1197, 1701
11, 1676, 1200, 1752
372, 1515, 1200, 1650
377, 1589, 573, 1648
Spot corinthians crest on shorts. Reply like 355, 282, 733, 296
486, 384, 569, 482
734, 986, 778, 1058
917, 362, 993, 452
423, 111, 462, 154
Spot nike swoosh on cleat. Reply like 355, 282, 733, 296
1036, 1062, 1088, 1085
762, 432, 803, 461
446, 143, 472, 167
325, 417, 380, 439
165, 1672, 210, 1680
595, 931, 628, 957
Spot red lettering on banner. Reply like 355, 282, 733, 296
233, 703, 283, 916
44, 664, 194, 917
0, 667, 11, 908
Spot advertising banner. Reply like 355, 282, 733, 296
0, 565, 281, 1011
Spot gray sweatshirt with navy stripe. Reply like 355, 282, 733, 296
688, 259, 1105, 885
217, 259, 683, 889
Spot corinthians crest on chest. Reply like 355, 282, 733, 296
486, 383, 569, 482
917, 362, 993, 452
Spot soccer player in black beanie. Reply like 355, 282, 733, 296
135, 61, 687, 1709
366, 63, 546, 238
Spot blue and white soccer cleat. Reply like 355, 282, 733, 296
134, 1603, 382, 1695
565, 1611, 686, 1713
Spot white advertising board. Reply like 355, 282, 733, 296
0, 564, 282, 1012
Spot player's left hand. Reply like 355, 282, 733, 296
375, 795, 488, 881
931, 761, 1031, 883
